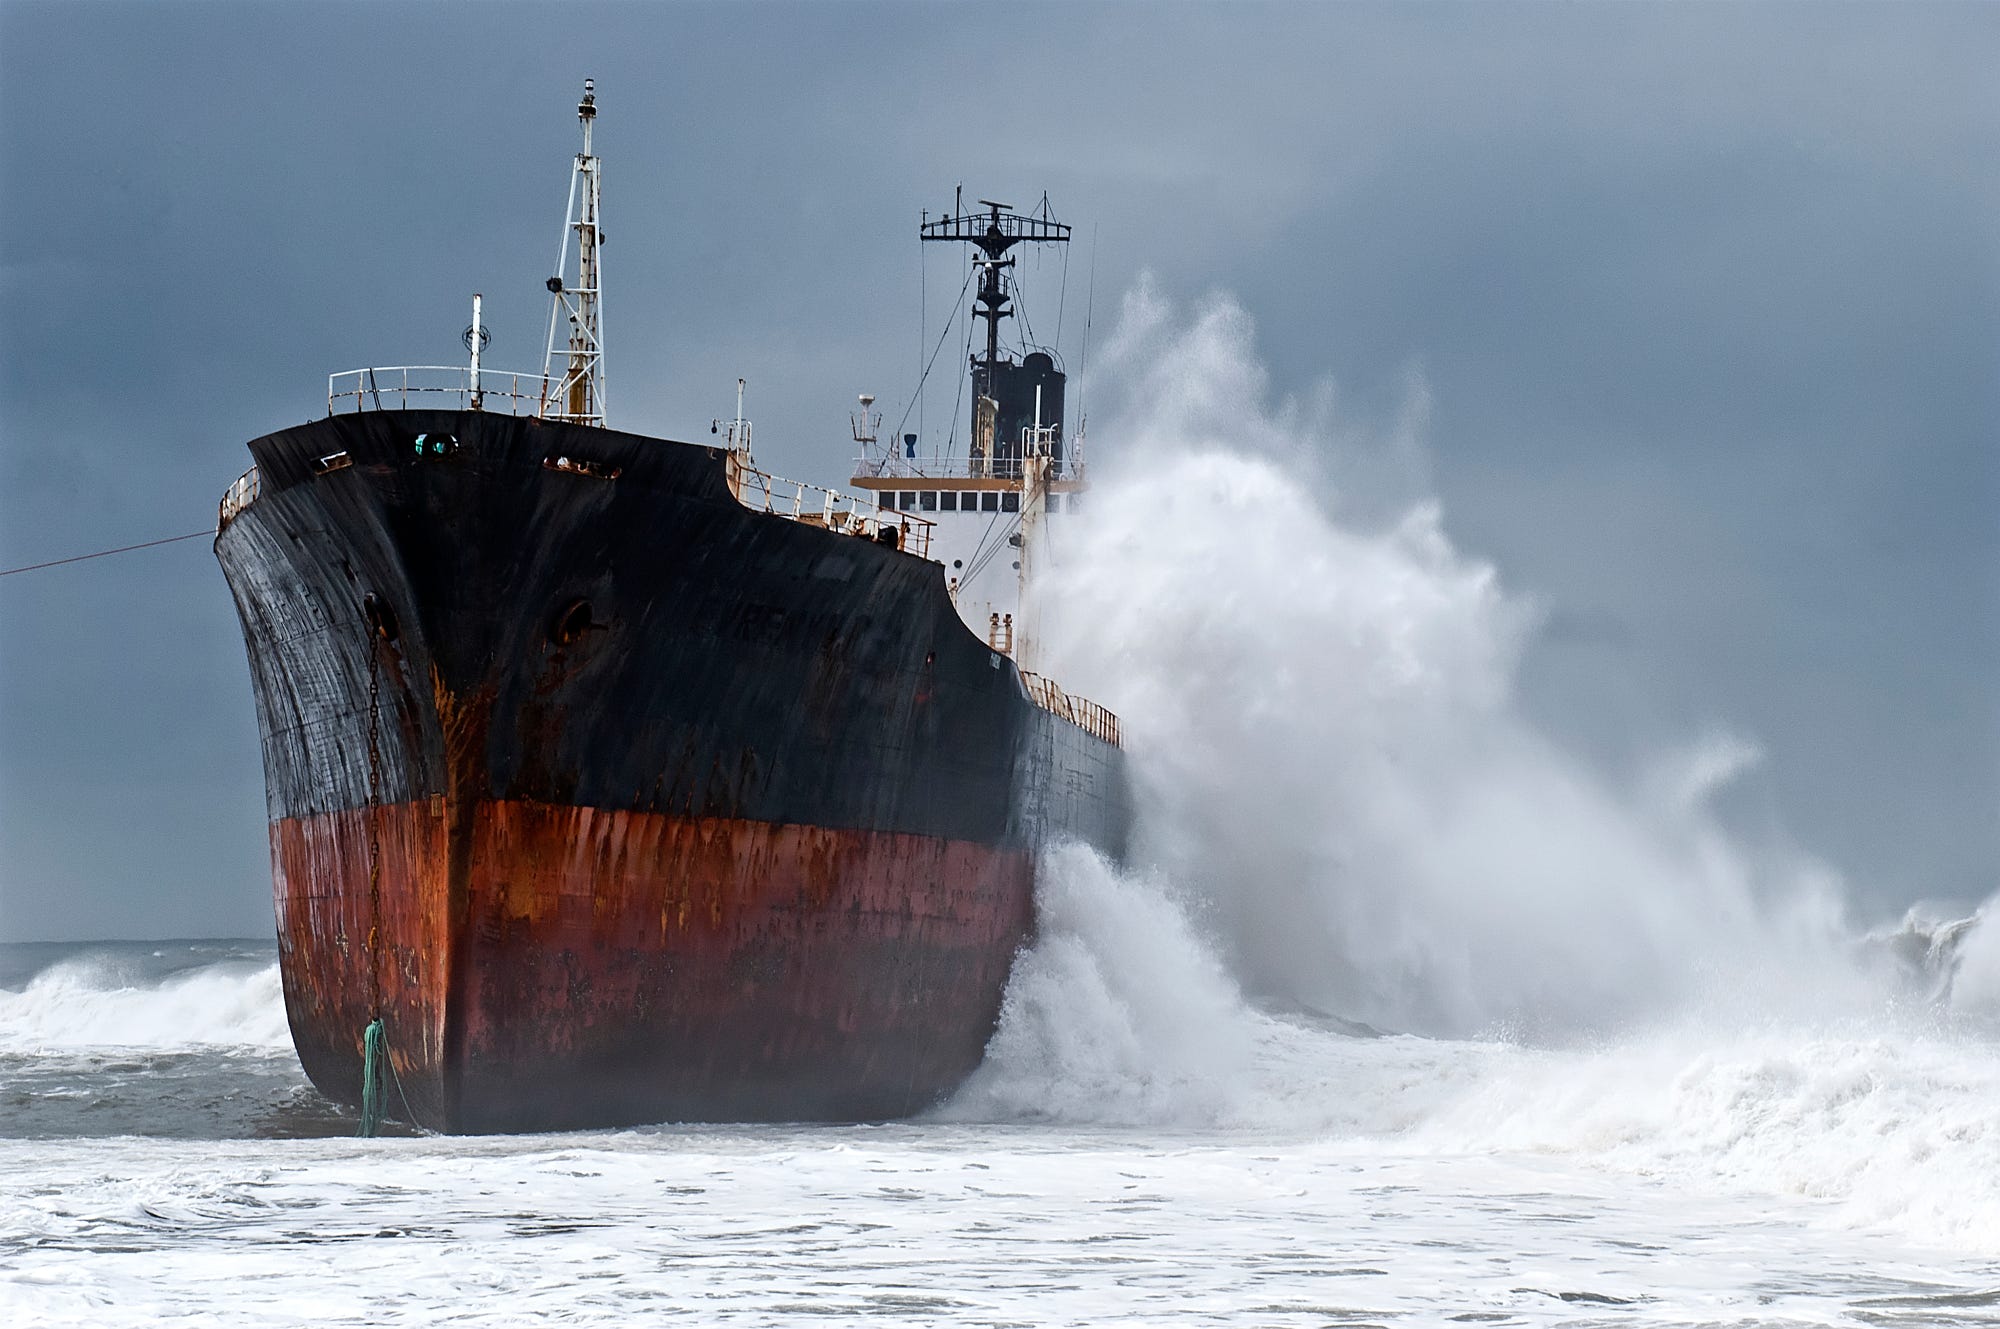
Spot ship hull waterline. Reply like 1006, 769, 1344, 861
216, 409, 1128, 1133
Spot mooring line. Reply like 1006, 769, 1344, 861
0, 528, 215, 578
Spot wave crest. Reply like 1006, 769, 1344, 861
0, 957, 291, 1052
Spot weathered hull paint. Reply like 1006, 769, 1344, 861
218, 409, 1128, 1132
275, 801, 1033, 1130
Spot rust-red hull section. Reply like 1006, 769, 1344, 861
273, 799, 1034, 1131
221, 411, 1129, 1132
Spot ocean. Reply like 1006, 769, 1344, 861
4, 916, 1998, 1327
9, 295, 1998, 1325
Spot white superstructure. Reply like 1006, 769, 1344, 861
849, 424, 1084, 669
846, 194, 1086, 671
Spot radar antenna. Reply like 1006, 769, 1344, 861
920, 194, 1070, 387
542, 80, 605, 425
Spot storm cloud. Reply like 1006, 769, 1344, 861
1, 1, 1993, 940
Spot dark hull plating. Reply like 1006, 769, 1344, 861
215, 410, 1128, 1132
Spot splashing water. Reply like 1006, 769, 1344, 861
948, 281, 2000, 1252
0, 952, 290, 1053
1028, 279, 1931, 1039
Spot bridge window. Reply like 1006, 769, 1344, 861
981, 492, 999, 512
940, 491, 958, 512
1045, 493, 1063, 514
1002, 492, 1019, 513
899, 491, 917, 511
920, 490, 937, 511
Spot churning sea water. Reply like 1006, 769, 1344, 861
3, 925, 1999, 1327
9, 291, 1998, 1324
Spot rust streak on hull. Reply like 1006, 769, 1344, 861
274, 799, 1033, 1132
221, 410, 1131, 1133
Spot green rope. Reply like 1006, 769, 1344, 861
359, 1018, 388, 1137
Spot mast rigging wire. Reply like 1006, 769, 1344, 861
919, 231, 926, 450
1077, 224, 1098, 436
948, 267, 976, 455
963, 508, 1025, 587
1054, 239, 1071, 357
890, 262, 975, 457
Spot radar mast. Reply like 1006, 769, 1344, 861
542, 80, 605, 425
920, 194, 1069, 468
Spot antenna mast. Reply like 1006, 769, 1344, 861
543, 80, 605, 426
920, 196, 1069, 448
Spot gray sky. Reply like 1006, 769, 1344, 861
1, 1, 1993, 941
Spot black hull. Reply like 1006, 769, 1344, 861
215, 409, 1129, 1130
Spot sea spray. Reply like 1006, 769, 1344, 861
1032, 282, 1860, 1039
0, 954, 290, 1052
943, 843, 1514, 1133
948, 283, 2000, 1254
948, 843, 1257, 1126
1946, 899, 2000, 1024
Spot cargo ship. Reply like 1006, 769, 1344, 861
213, 83, 1129, 1132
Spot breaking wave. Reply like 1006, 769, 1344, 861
948, 280, 2000, 1253
0, 956, 291, 1053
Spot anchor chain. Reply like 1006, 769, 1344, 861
365, 639, 383, 1016
360, 637, 387, 1136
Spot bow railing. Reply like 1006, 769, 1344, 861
218, 467, 260, 528
328, 367, 554, 417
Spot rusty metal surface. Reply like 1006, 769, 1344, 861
273, 801, 452, 1125
219, 409, 1131, 1131
275, 800, 1032, 1131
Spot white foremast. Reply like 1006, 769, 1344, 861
248, 85, 1120, 747
543, 80, 606, 426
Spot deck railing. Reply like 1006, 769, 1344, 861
851, 455, 1086, 484
218, 466, 260, 528
232, 384, 948, 565
736, 466, 935, 561
1019, 669, 1121, 748
328, 366, 554, 417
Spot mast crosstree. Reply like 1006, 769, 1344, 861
920, 193, 1070, 384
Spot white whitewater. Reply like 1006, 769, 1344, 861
0, 955, 289, 1053
4, 285, 1996, 1324
947, 280, 2000, 1260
